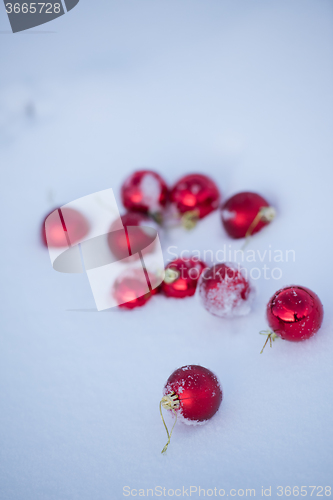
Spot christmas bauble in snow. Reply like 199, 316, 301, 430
197, 263, 254, 318
107, 212, 158, 261
160, 365, 222, 452
42, 207, 90, 247
163, 365, 222, 422
121, 170, 169, 217
170, 174, 220, 227
112, 268, 156, 309
161, 258, 206, 298
221, 192, 275, 239
266, 285, 324, 343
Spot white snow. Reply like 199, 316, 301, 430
139, 173, 163, 212
0, 1, 333, 499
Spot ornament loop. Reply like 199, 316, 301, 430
163, 268, 180, 285
242, 206, 276, 250
160, 392, 180, 454
259, 206, 276, 222
259, 330, 278, 354
161, 392, 180, 410
181, 209, 200, 230
148, 211, 164, 225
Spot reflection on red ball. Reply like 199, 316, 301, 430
221, 192, 272, 239
163, 365, 222, 422
170, 174, 220, 219
107, 212, 157, 261
42, 207, 90, 247
197, 263, 254, 318
112, 268, 156, 309
121, 170, 169, 215
267, 285, 324, 342
161, 258, 206, 298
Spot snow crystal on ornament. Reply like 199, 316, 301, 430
221, 209, 236, 221
139, 173, 162, 211
196, 262, 255, 318
177, 413, 210, 426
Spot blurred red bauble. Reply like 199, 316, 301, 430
161, 257, 206, 298
221, 192, 275, 239
107, 212, 157, 261
121, 170, 169, 217
266, 285, 324, 342
170, 174, 220, 226
112, 268, 156, 309
197, 263, 254, 318
42, 207, 90, 247
162, 365, 222, 423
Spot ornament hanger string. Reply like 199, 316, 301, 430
259, 330, 278, 354
163, 209, 200, 231
160, 392, 180, 454
242, 206, 276, 251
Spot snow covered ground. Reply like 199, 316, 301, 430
0, 1, 333, 499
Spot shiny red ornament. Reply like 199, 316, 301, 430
161, 258, 206, 298
112, 268, 156, 309
107, 212, 157, 261
121, 169, 169, 217
170, 174, 220, 224
160, 365, 222, 453
197, 263, 254, 318
42, 207, 90, 247
162, 365, 222, 422
221, 191, 275, 239
266, 285, 324, 342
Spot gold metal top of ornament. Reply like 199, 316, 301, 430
163, 268, 180, 285
161, 392, 180, 410
259, 206, 276, 222
181, 209, 200, 230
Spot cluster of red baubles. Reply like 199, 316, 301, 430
41, 169, 324, 345
111, 169, 276, 309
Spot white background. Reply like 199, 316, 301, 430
0, 1, 333, 499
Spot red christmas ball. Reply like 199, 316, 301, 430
221, 191, 275, 239
170, 174, 220, 223
266, 285, 324, 342
197, 263, 254, 318
112, 268, 156, 309
162, 365, 222, 423
161, 258, 206, 298
42, 207, 90, 247
107, 212, 158, 261
121, 170, 169, 216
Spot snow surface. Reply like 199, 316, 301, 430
1, 1, 333, 499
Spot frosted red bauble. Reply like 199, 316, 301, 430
163, 365, 222, 422
221, 191, 273, 239
161, 258, 206, 298
107, 212, 157, 261
197, 263, 254, 318
121, 170, 169, 215
42, 207, 90, 247
112, 268, 156, 309
267, 285, 324, 342
170, 174, 220, 220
